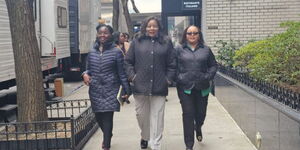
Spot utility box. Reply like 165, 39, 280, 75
54, 78, 64, 97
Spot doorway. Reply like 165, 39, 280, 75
161, 0, 201, 44
167, 16, 200, 46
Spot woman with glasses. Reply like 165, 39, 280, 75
175, 25, 218, 150
82, 24, 131, 150
125, 16, 176, 150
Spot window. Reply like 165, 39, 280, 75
29, 0, 37, 21
57, 6, 67, 28
33, 0, 36, 21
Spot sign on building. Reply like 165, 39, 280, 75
182, 0, 201, 10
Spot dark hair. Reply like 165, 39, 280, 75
113, 31, 121, 44
96, 24, 114, 35
123, 32, 130, 40
96, 23, 105, 31
180, 25, 205, 47
136, 16, 166, 44
94, 24, 114, 49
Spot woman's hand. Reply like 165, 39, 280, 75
122, 95, 129, 99
166, 78, 172, 85
82, 74, 91, 86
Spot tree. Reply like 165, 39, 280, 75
112, 0, 139, 37
130, 0, 140, 13
112, 0, 119, 31
121, 0, 134, 37
5, 0, 48, 122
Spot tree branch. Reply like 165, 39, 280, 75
130, 0, 140, 13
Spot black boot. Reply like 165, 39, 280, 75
196, 127, 202, 142
140, 139, 148, 149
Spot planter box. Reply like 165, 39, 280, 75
0, 99, 98, 150
215, 72, 300, 150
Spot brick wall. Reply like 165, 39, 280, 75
202, 0, 300, 51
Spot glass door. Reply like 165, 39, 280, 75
167, 16, 196, 46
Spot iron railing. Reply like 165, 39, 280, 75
47, 99, 90, 119
0, 99, 97, 150
218, 65, 300, 111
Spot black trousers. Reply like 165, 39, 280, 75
176, 87, 208, 149
95, 112, 114, 148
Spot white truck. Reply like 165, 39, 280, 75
0, 0, 101, 90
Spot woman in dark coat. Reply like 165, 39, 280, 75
175, 25, 218, 150
113, 31, 131, 104
125, 16, 176, 150
82, 24, 131, 150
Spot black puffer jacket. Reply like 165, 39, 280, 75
124, 36, 176, 96
175, 44, 218, 90
85, 42, 131, 112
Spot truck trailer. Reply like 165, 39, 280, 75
0, 0, 101, 90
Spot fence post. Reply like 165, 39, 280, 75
70, 115, 76, 149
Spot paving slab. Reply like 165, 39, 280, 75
81, 87, 257, 150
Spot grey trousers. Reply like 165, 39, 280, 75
133, 94, 166, 150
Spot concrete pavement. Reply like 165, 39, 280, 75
82, 87, 257, 150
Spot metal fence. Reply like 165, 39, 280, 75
0, 99, 97, 150
47, 99, 90, 119
218, 65, 300, 111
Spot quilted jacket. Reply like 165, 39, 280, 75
175, 44, 218, 90
124, 36, 176, 96
85, 42, 131, 112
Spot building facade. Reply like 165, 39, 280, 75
202, 0, 300, 49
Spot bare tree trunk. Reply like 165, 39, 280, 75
112, 0, 119, 31
121, 0, 134, 37
5, 0, 48, 122
130, 0, 140, 13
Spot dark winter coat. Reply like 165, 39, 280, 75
124, 36, 176, 96
175, 44, 218, 90
85, 42, 131, 112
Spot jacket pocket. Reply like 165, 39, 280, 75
177, 72, 189, 84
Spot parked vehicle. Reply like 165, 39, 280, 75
0, 0, 101, 90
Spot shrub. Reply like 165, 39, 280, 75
214, 40, 242, 67
233, 21, 300, 86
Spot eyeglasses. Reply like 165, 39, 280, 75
186, 32, 199, 36
146, 26, 159, 29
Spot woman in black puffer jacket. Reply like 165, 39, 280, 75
82, 24, 131, 150
175, 25, 218, 150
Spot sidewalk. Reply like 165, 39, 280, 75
81, 87, 257, 150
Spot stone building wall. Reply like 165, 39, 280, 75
202, 0, 300, 51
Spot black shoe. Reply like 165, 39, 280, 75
125, 99, 130, 104
140, 139, 148, 149
196, 127, 203, 142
